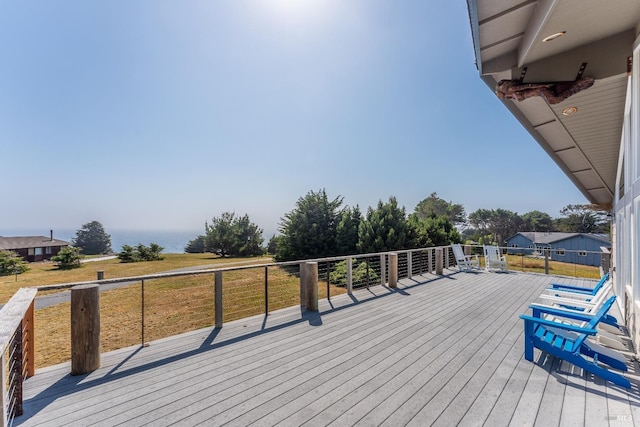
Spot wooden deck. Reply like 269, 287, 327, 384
16, 270, 640, 426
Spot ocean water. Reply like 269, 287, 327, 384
1, 228, 202, 254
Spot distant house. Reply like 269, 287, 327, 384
0, 232, 70, 262
505, 232, 610, 267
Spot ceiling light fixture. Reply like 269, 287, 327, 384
562, 106, 578, 116
542, 31, 566, 42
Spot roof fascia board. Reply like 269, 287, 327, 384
467, 0, 483, 74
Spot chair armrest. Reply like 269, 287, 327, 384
550, 283, 595, 293
519, 314, 597, 335
542, 288, 594, 299
528, 304, 597, 322
535, 296, 595, 310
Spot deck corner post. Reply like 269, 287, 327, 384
71, 284, 101, 375
301, 262, 318, 311
388, 253, 398, 288
436, 248, 443, 275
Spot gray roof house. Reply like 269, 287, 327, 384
0, 233, 70, 262
506, 232, 610, 267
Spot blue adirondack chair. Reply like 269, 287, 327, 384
548, 272, 610, 296
520, 295, 630, 388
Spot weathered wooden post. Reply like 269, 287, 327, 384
71, 284, 100, 375
436, 248, 443, 275
544, 249, 550, 275
215, 271, 223, 329
346, 258, 353, 294
388, 253, 398, 288
97, 271, 104, 280
299, 262, 307, 305
25, 299, 35, 378
407, 252, 412, 279
301, 262, 318, 311
380, 254, 386, 286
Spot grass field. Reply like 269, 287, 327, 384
2, 252, 600, 368
29, 255, 348, 367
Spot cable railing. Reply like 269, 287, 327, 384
2, 242, 609, 424
461, 244, 604, 278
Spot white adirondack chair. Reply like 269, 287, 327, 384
451, 244, 479, 271
483, 245, 508, 271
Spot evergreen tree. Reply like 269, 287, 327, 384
266, 235, 280, 255
357, 197, 411, 253
409, 214, 461, 248
51, 246, 82, 269
556, 204, 609, 233
275, 189, 343, 261
336, 206, 362, 255
185, 235, 206, 253
205, 212, 264, 257
205, 212, 237, 257
414, 192, 466, 224
468, 208, 522, 245
521, 210, 554, 232
72, 221, 112, 255
0, 250, 29, 276
234, 214, 265, 256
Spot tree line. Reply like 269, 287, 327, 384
20, 190, 606, 274
187, 190, 610, 262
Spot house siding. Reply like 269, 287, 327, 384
505, 235, 534, 253
505, 233, 609, 267
548, 235, 607, 267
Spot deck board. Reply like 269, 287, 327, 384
15, 270, 640, 426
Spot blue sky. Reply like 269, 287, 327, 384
1, 1, 586, 237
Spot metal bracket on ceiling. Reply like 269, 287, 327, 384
517, 62, 587, 83
518, 67, 528, 83
575, 63, 587, 81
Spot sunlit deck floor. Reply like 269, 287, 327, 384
17, 270, 640, 426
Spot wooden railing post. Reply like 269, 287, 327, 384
436, 248, 443, 275
407, 252, 412, 279
346, 258, 353, 294
24, 300, 35, 378
71, 284, 100, 375
380, 254, 386, 286
301, 262, 318, 311
388, 253, 398, 288
215, 271, 223, 329
544, 249, 550, 275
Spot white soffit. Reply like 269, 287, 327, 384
522, 0, 640, 65
468, 0, 640, 205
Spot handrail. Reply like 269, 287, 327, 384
35, 245, 454, 292
0, 287, 37, 425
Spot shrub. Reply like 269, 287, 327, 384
329, 260, 379, 288
0, 250, 29, 276
118, 243, 164, 263
51, 247, 82, 269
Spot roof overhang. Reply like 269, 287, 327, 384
467, 0, 640, 207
